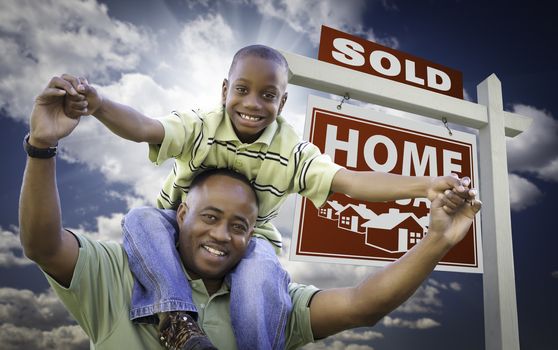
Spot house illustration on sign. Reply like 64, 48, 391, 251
336, 203, 377, 234
362, 209, 428, 253
318, 200, 345, 220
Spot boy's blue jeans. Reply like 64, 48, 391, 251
122, 207, 292, 350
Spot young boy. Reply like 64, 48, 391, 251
63, 45, 467, 350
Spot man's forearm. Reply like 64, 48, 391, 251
332, 169, 432, 202
351, 232, 451, 323
19, 156, 63, 261
309, 230, 451, 339
94, 98, 164, 144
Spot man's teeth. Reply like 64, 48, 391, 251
203, 245, 225, 256
240, 113, 262, 121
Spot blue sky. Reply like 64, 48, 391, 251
1, 0, 556, 349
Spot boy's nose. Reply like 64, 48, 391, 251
242, 93, 261, 110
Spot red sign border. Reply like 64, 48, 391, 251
290, 97, 482, 273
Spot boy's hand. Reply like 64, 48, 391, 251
427, 174, 471, 202
61, 74, 103, 118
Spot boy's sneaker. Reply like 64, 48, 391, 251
159, 311, 217, 350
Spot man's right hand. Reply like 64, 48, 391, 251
30, 76, 82, 147
428, 184, 481, 248
62, 74, 103, 118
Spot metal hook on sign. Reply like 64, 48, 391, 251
442, 117, 453, 136
337, 93, 350, 110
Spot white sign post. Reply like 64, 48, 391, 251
282, 50, 531, 350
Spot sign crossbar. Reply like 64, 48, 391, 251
283, 51, 531, 137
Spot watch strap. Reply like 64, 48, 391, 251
23, 133, 57, 158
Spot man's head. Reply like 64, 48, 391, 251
222, 45, 289, 143
176, 168, 258, 286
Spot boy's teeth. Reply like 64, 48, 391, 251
240, 113, 261, 121
203, 245, 225, 256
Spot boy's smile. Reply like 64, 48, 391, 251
222, 55, 288, 144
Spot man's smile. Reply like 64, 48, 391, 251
201, 243, 227, 257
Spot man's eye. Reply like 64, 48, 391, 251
202, 214, 217, 222
235, 87, 247, 94
262, 92, 276, 100
232, 224, 247, 234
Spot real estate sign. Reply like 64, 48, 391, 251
290, 95, 482, 273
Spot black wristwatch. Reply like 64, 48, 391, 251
23, 133, 58, 158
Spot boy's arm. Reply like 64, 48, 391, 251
19, 77, 81, 288
307, 188, 481, 339
62, 74, 164, 144
331, 168, 467, 202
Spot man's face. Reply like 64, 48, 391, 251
176, 175, 258, 283
222, 55, 288, 144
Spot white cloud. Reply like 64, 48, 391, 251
449, 282, 462, 291
0, 288, 74, 330
1, 7, 241, 204
280, 249, 379, 290
174, 13, 234, 105
0, 0, 153, 122
508, 174, 543, 211
0, 227, 33, 267
303, 340, 375, 350
332, 329, 383, 341
551, 270, 558, 279
250, 0, 398, 48
0, 214, 123, 269
65, 12, 237, 201
507, 104, 558, 182
0, 287, 88, 350
57, 76, 178, 202
71, 213, 125, 243
302, 331, 381, 350
463, 88, 472, 102
382, 315, 440, 329
0, 323, 88, 350
395, 279, 443, 314
107, 190, 150, 211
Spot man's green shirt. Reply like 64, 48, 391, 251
43, 233, 319, 349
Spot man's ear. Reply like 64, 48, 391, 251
221, 79, 228, 106
278, 91, 288, 115
177, 202, 188, 225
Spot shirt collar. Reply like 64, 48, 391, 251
215, 106, 278, 146
183, 265, 230, 295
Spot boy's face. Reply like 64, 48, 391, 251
222, 55, 288, 143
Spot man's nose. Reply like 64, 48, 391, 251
209, 223, 232, 242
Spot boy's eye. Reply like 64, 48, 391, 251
262, 92, 277, 100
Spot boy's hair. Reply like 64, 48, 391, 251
190, 168, 259, 207
228, 45, 289, 77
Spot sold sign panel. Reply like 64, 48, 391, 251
290, 95, 482, 273
318, 25, 464, 99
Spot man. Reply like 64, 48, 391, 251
19, 77, 481, 349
